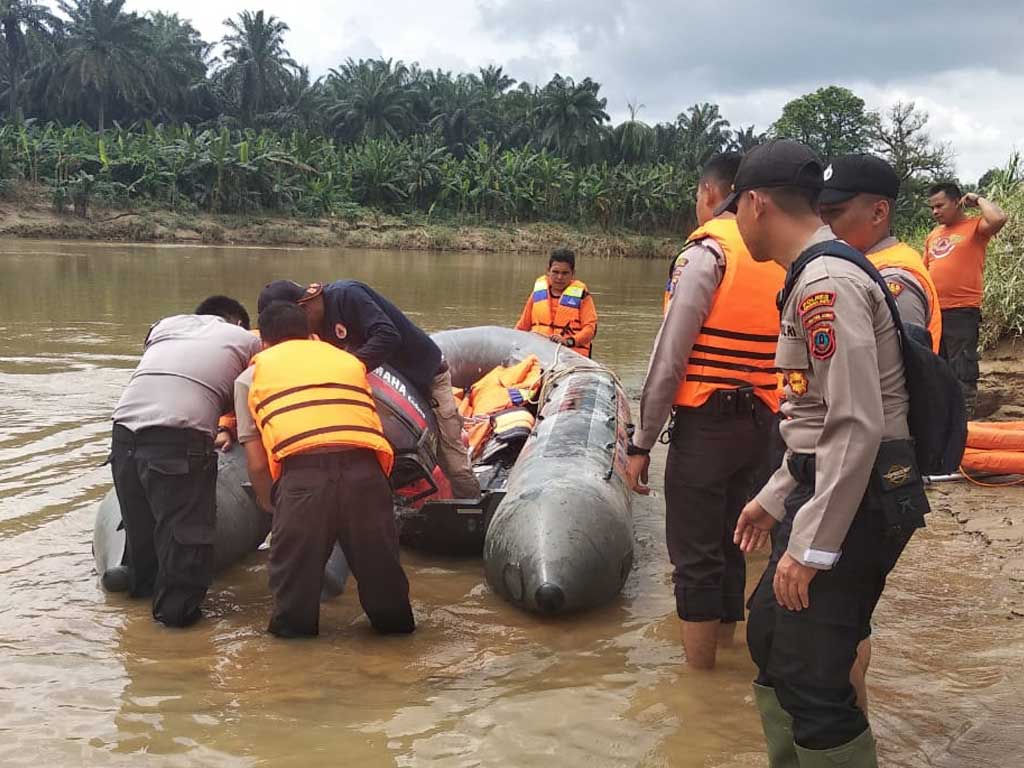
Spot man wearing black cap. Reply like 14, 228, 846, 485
626, 152, 784, 670
729, 140, 926, 767
256, 279, 480, 499
820, 154, 942, 352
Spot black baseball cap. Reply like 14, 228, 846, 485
257, 280, 324, 313
819, 154, 900, 205
715, 139, 824, 215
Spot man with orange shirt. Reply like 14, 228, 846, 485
925, 182, 1007, 415
515, 248, 598, 357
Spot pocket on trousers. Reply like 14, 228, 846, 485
768, 602, 860, 690
147, 457, 191, 476
168, 524, 216, 587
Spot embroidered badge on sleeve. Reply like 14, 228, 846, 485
886, 280, 904, 297
798, 291, 836, 316
810, 325, 836, 360
786, 371, 809, 396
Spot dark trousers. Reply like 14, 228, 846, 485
110, 424, 217, 628
940, 307, 982, 416
664, 397, 773, 622
746, 454, 915, 750
268, 449, 415, 638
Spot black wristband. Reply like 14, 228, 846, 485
564, 337, 575, 347
626, 443, 650, 456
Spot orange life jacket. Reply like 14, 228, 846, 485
248, 338, 394, 481
528, 277, 592, 356
673, 218, 784, 412
868, 242, 942, 354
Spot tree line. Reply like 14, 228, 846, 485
0, 1, 980, 234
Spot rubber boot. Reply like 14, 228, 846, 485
101, 565, 132, 592
753, 683, 799, 768
794, 727, 878, 767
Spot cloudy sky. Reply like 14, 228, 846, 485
117, 0, 1023, 180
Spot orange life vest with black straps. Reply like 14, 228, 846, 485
868, 241, 942, 354
673, 218, 784, 413
528, 276, 592, 356
248, 339, 394, 481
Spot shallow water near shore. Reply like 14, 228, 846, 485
0, 240, 1021, 767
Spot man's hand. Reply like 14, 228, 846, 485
773, 553, 818, 611
214, 429, 234, 452
734, 498, 777, 553
625, 454, 650, 495
550, 334, 566, 345
960, 192, 980, 209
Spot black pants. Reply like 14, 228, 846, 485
940, 307, 981, 415
110, 424, 217, 628
746, 454, 915, 750
268, 449, 414, 638
664, 397, 773, 622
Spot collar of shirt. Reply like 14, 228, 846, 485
866, 235, 900, 255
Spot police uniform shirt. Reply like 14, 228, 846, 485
634, 239, 725, 449
867, 236, 931, 329
754, 226, 910, 569
113, 314, 262, 437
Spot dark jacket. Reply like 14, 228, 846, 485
319, 280, 442, 395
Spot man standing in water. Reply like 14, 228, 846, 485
731, 140, 927, 767
108, 296, 261, 627
625, 152, 784, 670
234, 302, 414, 638
256, 279, 480, 499
924, 182, 1007, 415
515, 248, 598, 357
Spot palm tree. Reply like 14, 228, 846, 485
219, 10, 297, 124
53, 0, 152, 132
730, 124, 766, 152
478, 64, 515, 97
325, 58, 415, 141
428, 74, 485, 157
0, 0, 59, 120
676, 102, 731, 168
143, 12, 210, 121
613, 102, 655, 164
536, 74, 610, 163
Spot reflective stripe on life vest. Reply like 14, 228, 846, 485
868, 241, 942, 353
528, 276, 592, 356
673, 218, 784, 412
249, 338, 394, 480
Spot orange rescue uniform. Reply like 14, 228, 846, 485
924, 217, 991, 310
673, 218, 784, 413
248, 338, 394, 481
515, 276, 597, 356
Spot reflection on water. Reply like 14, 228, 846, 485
0, 240, 1021, 766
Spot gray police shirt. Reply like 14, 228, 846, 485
112, 315, 261, 437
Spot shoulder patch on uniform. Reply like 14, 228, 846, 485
810, 325, 836, 360
886, 280, 904, 297
802, 310, 835, 330
798, 291, 836, 316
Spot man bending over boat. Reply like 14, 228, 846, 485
234, 302, 415, 638
107, 295, 261, 627
257, 279, 480, 500
515, 248, 598, 357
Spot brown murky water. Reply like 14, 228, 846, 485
0, 240, 1022, 767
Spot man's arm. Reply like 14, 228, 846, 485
243, 441, 274, 514
879, 268, 929, 328
788, 275, 884, 569
344, 285, 403, 372
515, 296, 534, 332
572, 294, 598, 348
963, 193, 1008, 238
633, 243, 722, 450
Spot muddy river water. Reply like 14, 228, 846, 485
0, 240, 1022, 767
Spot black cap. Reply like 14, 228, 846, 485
715, 139, 824, 215
257, 280, 324, 313
819, 154, 900, 205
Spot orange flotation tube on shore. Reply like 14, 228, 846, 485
960, 421, 1024, 475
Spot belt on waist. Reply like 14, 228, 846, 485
674, 386, 767, 419
112, 423, 212, 448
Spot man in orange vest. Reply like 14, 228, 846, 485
515, 248, 598, 356
924, 182, 1007, 416
626, 152, 784, 670
819, 154, 942, 352
233, 301, 414, 638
